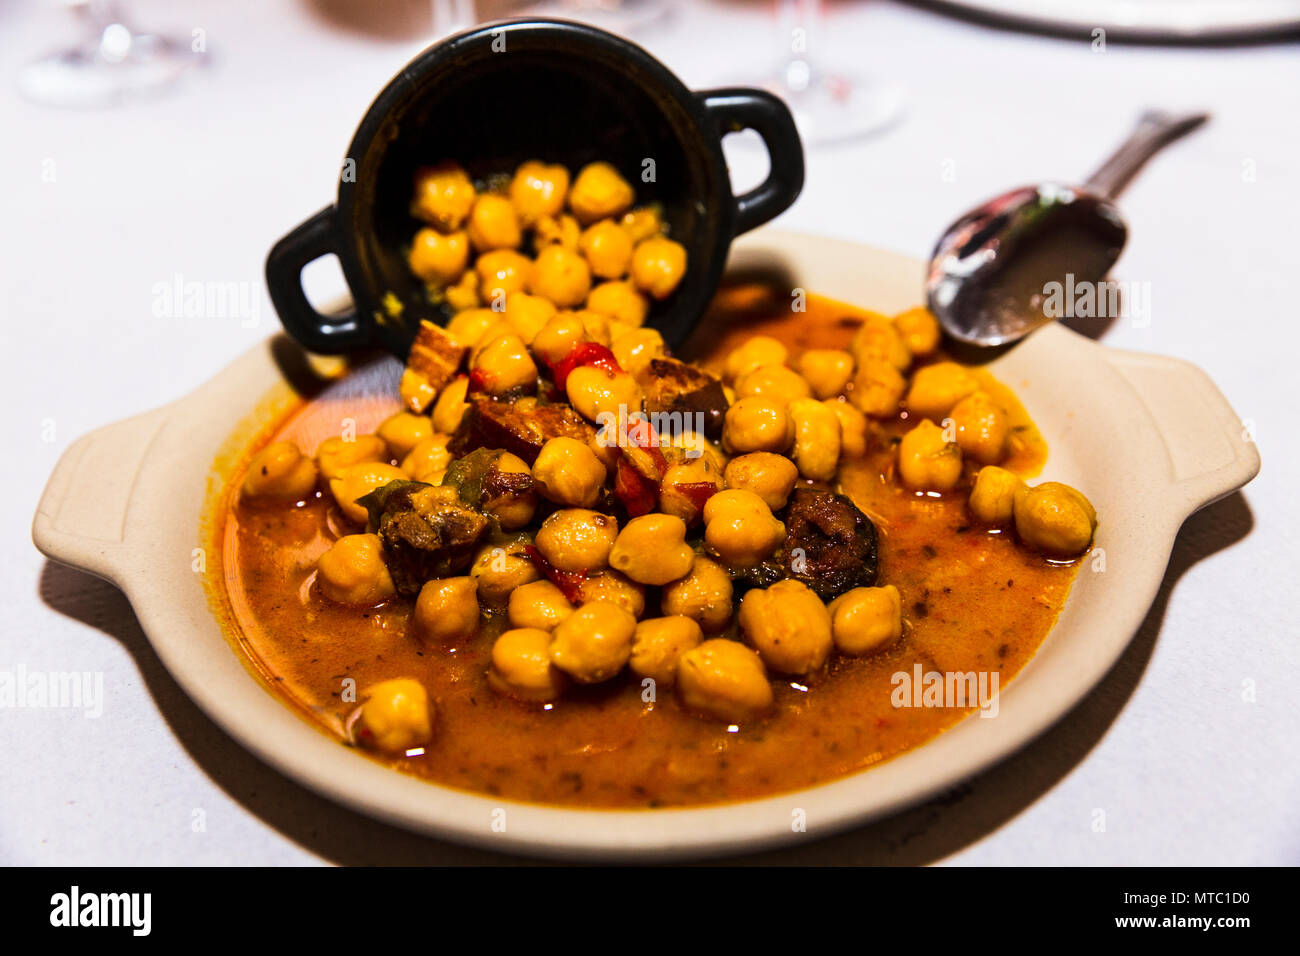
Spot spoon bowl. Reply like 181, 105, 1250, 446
926, 183, 1127, 346
926, 111, 1207, 347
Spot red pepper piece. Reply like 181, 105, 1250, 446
614, 456, 659, 517
548, 342, 622, 391
523, 544, 587, 603
466, 367, 494, 395
671, 480, 718, 513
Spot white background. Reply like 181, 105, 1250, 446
2, 0, 1296, 865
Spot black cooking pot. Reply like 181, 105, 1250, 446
265, 19, 804, 356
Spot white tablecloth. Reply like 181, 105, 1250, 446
3, 0, 1296, 865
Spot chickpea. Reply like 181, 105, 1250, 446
894, 307, 941, 357
969, 465, 1024, 524
666, 428, 725, 471
620, 206, 662, 244
608, 514, 696, 586
630, 237, 687, 300
317, 533, 396, 605
630, 616, 702, 688
906, 361, 979, 422
579, 219, 634, 279
475, 249, 532, 305
445, 307, 500, 349
851, 314, 911, 371
734, 364, 812, 404
510, 160, 570, 226
677, 639, 773, 722
549, 601, 637, 683
399, 369, 435, 414
576, 570, 646, 619
949, 391, 1009, 465
569, 161, 635, 225
412, 576, 479, 643
445, 268, 480, 312
530, 313, 588, 366
848, 357, 906, 418
472, 332, 538, 395
408, 227, 470, 286
328, 462, 406, 523
723, 453, 797, 511
504, 292, 557, 344
532, 437, 607, 507
527, 245, 591, 309
829, 585, 901, 656
315, 434, 387, 483
723, 397, 792, 455
571, 308, 615, 345
824, 398, 868, 458
401, 433, 452, 482
469, 541, 540, 604
703, 489, 786, 567
483, 452, 537, 530
534, 213, 580, 250
797, 349, 855, 399
357, 678, 433, 753
566, 365, 643, 423
610, 327, 665, 375
467, 193, 522, 252
377, 411, 433, 460
432, 375, 470, 433
723, 336, 788, 385
507, 579, 574, 631
788, 397, 843, 482
412, 163, 475, 231
586, 280, 649, 327
661, 556, 734, 632
1013, 481, 1096, 557
738, 579, 833, 675
534, 509, 619, 572
488, 628, 569, 702
658, 458, 722, 525
897, 419, 963, 492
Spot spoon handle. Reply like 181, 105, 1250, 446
1084, 110, 1209, 199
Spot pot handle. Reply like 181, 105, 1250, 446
698, 88, 805, 237
265, 205, 371, 354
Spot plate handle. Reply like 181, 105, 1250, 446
1103, 349, 1260, 517
31, 409, 169, 584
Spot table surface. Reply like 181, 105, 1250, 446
3, 0, 1296, 866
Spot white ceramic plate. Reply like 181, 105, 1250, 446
923, 0, 1300, 41
32, 232, 1259, 861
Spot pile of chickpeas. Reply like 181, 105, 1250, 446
403, 158, 685, 341
242, 292, 1096, 755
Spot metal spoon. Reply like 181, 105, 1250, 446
925, 110, 1208, 347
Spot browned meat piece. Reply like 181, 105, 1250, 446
405, 320, 467, 399
776, 488, 878, 600
441, 447, 535, 511
357, 479, 489, 596
638, 358, 729, 441
449, 394, 598, 465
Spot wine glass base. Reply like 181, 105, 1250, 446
19, 33, 202, 108
737, 62, 904, 146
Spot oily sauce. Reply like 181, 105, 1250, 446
217, 291, 1079, 808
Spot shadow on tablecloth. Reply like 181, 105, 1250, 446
36, 491, 1253, 866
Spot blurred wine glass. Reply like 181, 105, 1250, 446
431, 0, 477, 36
18, 0, 204, 108
732, 0, 902, 146
526, 0, 675, 36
